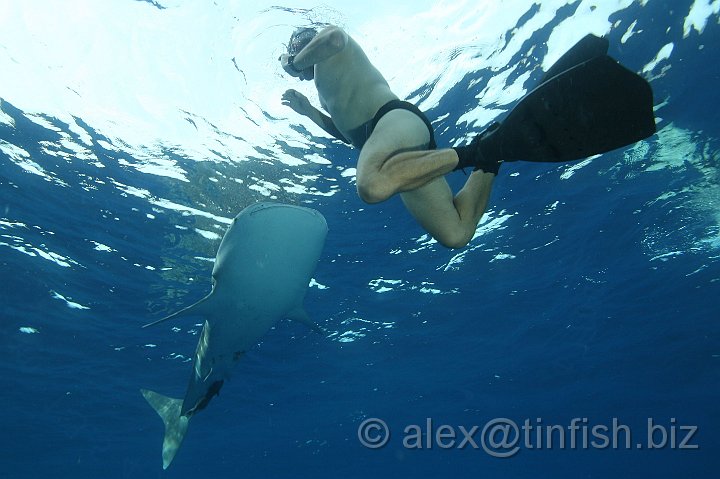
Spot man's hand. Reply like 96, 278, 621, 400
282, 90, 349, 144
281, 89, 313, 116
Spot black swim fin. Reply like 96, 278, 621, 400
457, 35, 656, 170
540, 34, 609, 83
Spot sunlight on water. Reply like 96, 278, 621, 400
1, 0, 718, 339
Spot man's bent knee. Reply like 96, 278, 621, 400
356, 174, 393, 204
433, 227, 473, 249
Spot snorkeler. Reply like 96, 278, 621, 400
280, 27, 655, 248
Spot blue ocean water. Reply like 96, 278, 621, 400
1, 1, 719, 478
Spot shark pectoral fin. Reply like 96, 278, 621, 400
142, 291, 216, 328
140, 389, 190, 470
288, 307, 325, 335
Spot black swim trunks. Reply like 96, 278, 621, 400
345, 99, 437, 150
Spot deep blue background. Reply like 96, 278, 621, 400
1, 1, 719, 477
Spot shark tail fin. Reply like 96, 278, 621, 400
141, 388, 190, 470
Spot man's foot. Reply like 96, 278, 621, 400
452, 123, 502, 174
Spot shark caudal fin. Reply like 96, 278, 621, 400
141, 389, 190, 469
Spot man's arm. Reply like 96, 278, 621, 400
281, 89, 350, 144
291, 26, 348, 71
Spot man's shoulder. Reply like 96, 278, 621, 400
317, 26, 364, 62
321, 25, 352, 44
321, 24, 345, 33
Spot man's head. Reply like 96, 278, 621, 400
288, 27, 318, 56
285, 27, 318, 81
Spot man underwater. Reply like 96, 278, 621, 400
280, 26, 655, 248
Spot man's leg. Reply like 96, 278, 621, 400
356, 109, 455, 203
400, 172, 494, 249
355, 108, 495, 248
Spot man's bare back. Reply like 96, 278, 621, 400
297, 28, 398, 137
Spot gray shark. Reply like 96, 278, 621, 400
141, 202, 328, 469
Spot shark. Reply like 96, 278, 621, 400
140, 202, 328, 469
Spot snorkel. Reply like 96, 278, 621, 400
285, 27, 317, 81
